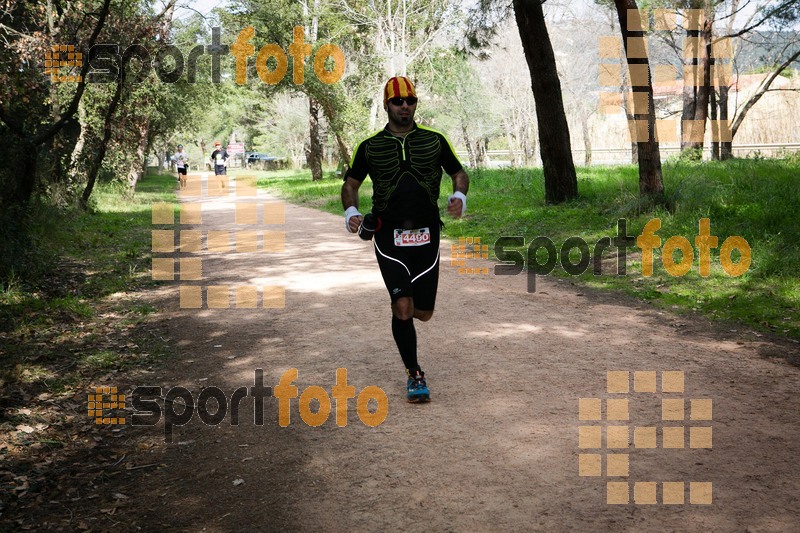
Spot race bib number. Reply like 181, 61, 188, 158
394, 228, 431, 247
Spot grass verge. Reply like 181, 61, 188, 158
0, 172, 177, 480
256, 160, 800, 339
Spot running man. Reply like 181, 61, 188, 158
210, 141, 229, 193
341, 76, 469, 402
171, 144, 189, 188
210, 141, 229, 175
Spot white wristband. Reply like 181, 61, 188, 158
344, 206, 362, 232
448, 191, 467, 216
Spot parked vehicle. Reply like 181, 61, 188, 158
246, 152, 289, 170
246, 152, 277, 165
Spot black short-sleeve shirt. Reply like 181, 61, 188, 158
210, 149, 228, 166
345, 123, 463, 227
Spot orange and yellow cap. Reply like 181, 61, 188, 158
383, 76, 417, 108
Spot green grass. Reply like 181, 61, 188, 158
257, 160, 800, 339
249, 168, 361, 212
1, 174, 176, 324
79, 349, 122, 371
0, 171, 177, 392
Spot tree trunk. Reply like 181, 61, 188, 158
333, 131, 350, 167
307, 97, 323, 181
127, 117, 149, 190
527, 121, 537, 166
708, 23, 720, 161
462, 123, 476, 169
319, 98, 351, 164
69, 101, 88, 183
519, 115, 530, 166
474, 138, 486, 168
513, 0, 577, 203
504, 121, 518, 167
581, 114, 592, 166
200, 139, 209, 170
369, 87, 382, 132
619, 58, 638, 164
694, 20, 713, 151
718, 85, 732, 159
9, 140, 38, 205
81, 75, 125, 209
710, 88, 719, 160
681, 8, 712, 158
680, 71, 698, 155
49, 43, 64, 186
613, 0, 663, 197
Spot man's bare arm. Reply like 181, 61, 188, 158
341, 177, 364, 232
341, 177, 362, 209
451, 168, 469, 195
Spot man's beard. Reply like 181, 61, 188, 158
393, 112, 412, 126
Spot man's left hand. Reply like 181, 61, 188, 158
447, 191, 467, 218
447, 197, 463, 218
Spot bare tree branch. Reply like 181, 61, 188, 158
731, 47, 800, 136
28, 0, 113, 146
716, 0, 800, 42
28, 0, 178, 146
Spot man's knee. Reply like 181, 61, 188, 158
392, 298, 414, 320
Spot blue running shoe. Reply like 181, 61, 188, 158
406, 370, 430, 403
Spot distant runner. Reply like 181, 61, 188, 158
171, 144, 189, 189
210, 141, 229, 175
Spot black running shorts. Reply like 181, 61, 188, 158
373, 221, 441, 310
177, 166, 187, 175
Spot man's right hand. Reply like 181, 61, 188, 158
344, 205, 363, 233
348, 215, 363, 233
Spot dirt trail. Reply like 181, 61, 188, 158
121, 174, 800, 532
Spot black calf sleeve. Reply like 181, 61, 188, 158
391, 316, 418, 372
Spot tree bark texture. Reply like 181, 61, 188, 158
613, 0, 664, 197
513, 0, 578, 203
307, 97, 323, 181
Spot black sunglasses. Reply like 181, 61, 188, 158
389, 96, 417, 106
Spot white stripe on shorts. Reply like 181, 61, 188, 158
411, 248, 440, 283
373, 240, 411, 276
